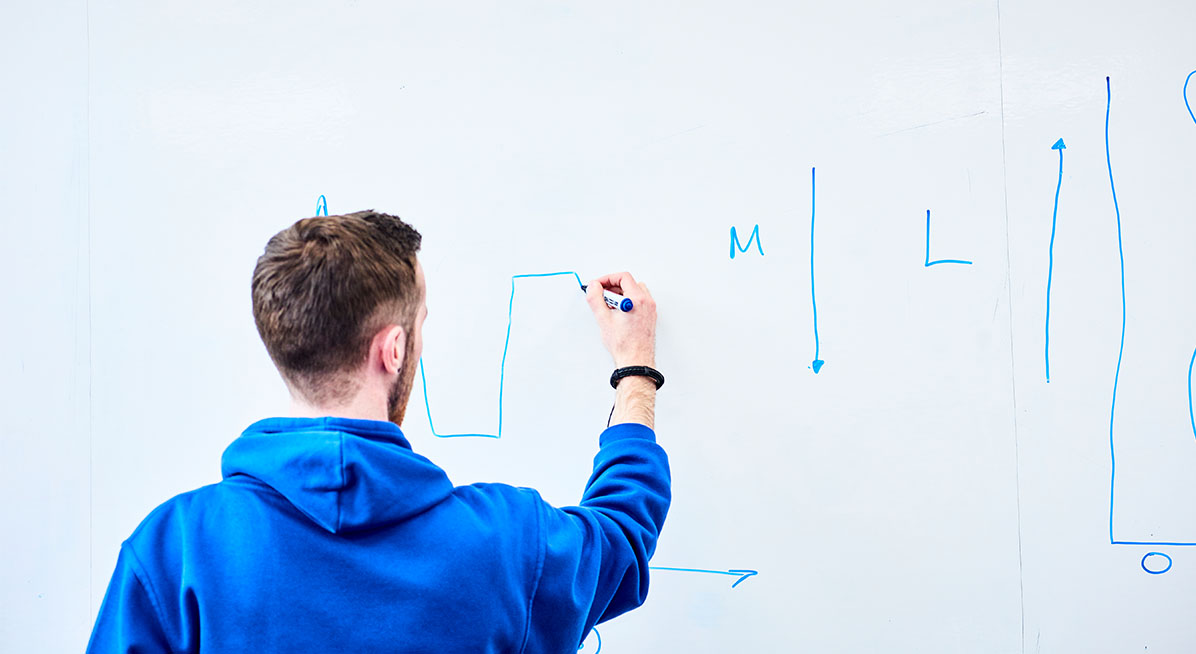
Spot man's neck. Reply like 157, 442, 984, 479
289, 396, 388, 423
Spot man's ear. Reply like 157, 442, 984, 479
378, 325, 406, 375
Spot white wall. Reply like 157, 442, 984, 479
2, 1, 1194, 652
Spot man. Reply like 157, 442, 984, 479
86, 211, 670, 653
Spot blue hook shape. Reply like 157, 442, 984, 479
923, 210, 972, 267
577, 627, 602, 653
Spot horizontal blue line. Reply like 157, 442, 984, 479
650, 566, 738, 576
926, 259, 974, 266
649, 566, 758, 588
1113, 540, 1196, 547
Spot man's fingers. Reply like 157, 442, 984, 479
618, 277, 648, 305
585, 280, 613, 321
590, 271, 640, 296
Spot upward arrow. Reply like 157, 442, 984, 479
1045, 138, 1066, 383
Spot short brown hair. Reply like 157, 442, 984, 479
252, 210, 422, 405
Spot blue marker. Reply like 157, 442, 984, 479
581, 285, 633, 312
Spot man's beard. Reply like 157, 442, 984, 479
387, 331, 418, 427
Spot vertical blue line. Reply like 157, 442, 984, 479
1185, 71, 1196, 126
497, 275, 518, 437
810, 167, 823, 374
924, 210, 932, 267
1105, 76, 1127, 545
1045, 146, 1064, 383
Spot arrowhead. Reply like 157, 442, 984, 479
728, 569, 758, 588
1051, 138, 1066, 150
811, 359, 825, 374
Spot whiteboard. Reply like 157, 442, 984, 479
2, 1, 1195, 652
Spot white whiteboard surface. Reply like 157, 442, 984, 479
2, 1, 1195, 652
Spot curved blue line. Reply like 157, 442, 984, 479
1141, 552, 1173, 575
1106, 76, 1128, 546
316, 194, 328, 217
1045, 146, 1064, 383
1185, 71, 1195, 126
578, 627, 602, 653
1189, 348, 1195, 441
419, 271, 584, 439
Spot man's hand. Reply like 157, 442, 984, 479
586, 272, 657, 429
585, 272, 656, 369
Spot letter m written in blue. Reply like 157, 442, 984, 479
730, 224, 764, 259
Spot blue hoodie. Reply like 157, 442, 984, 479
86, 417, 670, 653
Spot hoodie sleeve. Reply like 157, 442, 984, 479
86, 545, 173, 654
521, 422, 671, 653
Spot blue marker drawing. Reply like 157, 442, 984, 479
578, 627, 602, 653
1105, 77, 1196, 558
1106, 75, 1128, 547
730, 224, 764, 259
1185, 70, 1195, 126
1045, 138, 1067, 383
1141, 552, 1173, 575
809, 167, 824, 374
648, 566, 759, 589
316, 194, 328, 217
1189, 347, 1196, 441
924, 210, 973, 266
419, 271, 584, 439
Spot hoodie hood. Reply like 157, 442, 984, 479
221, 416, 454, 533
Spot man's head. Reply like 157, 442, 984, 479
252, 211, 427, 426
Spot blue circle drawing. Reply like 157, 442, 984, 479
1141, 552, 1173, 575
